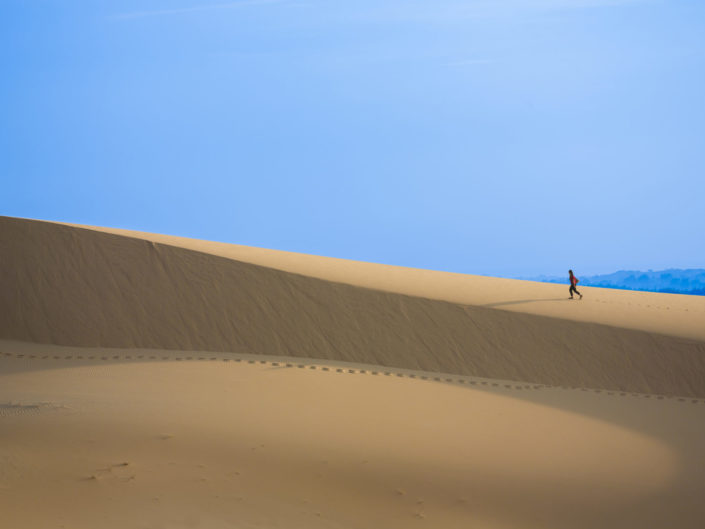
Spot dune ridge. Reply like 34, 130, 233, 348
2, 216, 704, 397
66, 222, 705, 342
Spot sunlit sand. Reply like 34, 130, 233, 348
1, 216, 704, 528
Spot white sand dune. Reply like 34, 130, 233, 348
1, 216, 704, 528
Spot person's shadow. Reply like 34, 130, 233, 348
481, 298, 569, 308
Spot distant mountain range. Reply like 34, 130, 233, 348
523, 269, 705, 296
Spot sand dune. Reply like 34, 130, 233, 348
72, 221, 705, 342
1, 215, 705, 528
2, 216, 704, 397
2, 342, 705, 529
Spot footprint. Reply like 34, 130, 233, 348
0, 403, 43, 417
87, 461, 134, 482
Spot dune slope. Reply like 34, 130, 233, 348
1, 216, 704, 397
2, 345, 704, 529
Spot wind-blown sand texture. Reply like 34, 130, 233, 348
1, 215, 704, 528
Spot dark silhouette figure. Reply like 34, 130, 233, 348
569, 269, 582, 299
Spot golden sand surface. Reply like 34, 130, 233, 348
2, 217, 705, 397
2, 344, 705, 529
1, 216, 704, 528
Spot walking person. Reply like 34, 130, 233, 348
569, 270, 582, 299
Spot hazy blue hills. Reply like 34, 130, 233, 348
523, 269, 705, 296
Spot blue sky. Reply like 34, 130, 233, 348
2, 0, 704, 277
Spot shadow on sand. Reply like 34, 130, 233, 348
482, 297, 569, 308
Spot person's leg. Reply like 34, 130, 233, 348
569, 285, 575, 298
576, 288, 582, 299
